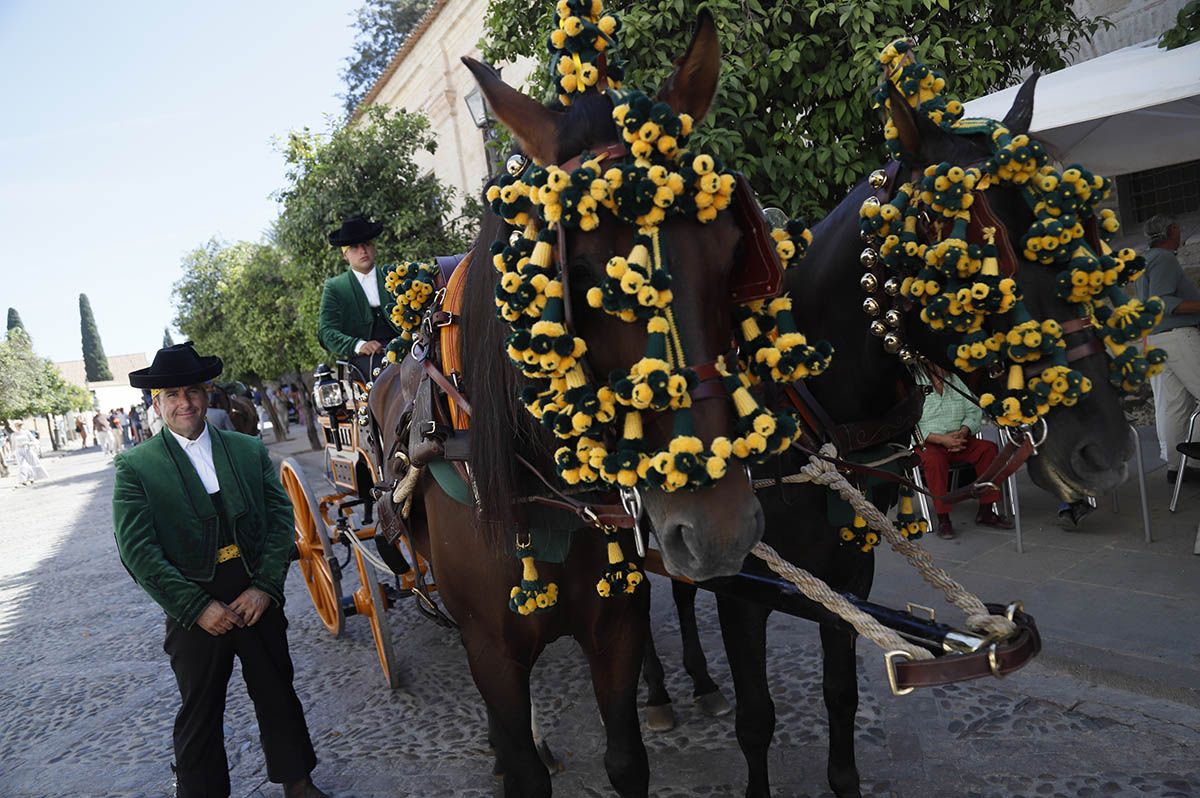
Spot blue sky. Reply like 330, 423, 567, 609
0, 1, 362, 363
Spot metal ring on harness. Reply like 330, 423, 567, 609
1003, 416, 1048, 451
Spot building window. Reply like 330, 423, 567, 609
1116, 159, 1200, 226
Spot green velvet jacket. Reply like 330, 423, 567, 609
112, 426, 294, 629
317, 267, 398, 358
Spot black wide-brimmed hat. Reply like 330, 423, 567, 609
328, 215, 385, 247
129, 342, 223, 389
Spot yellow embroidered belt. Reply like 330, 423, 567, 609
216, 544, 241, 564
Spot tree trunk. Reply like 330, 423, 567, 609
257, 383, 288, 443
45, 414, 60, 451
294, 366, 323, 451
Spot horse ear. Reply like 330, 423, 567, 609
657, 10, 721, 123
886, 83, 923, 163
462, 57, 561, 165
1002, 73, 1039, 135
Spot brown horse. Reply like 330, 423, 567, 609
210, 384, 260, 437
369, 16, 767, 797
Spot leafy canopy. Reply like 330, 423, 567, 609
482, 0, 1105, 219
340, 0, 435, 117
0, 327, 90, 422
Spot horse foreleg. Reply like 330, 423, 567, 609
819, 624, 862, 797
672, 580, 729, 715
577, 588, 649, 798
641, 623, 676, 731
466, 641, 551, 798
717, 594, 774, 798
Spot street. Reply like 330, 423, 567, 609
1, 440, 1198, 798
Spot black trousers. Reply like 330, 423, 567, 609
163, 561, 316, 798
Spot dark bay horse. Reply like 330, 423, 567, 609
649, 78, 1135, 798
369, 16, 770, 797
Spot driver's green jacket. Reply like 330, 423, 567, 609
111, 425, 294, 629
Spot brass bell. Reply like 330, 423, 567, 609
862, 297, 881, 316
372, 367, 382, 377
868, 169, 889, 189
862, 196, 881, 208
869, 320, 888, 337
860, 248, 879, 267
883, 333, 902, 353
860, 273, 878, 292
884, 277, 901, 296
509, 230, 523, 245
898, 348, 917, 365
884, 309, 903, 328
506, 153, 529, 177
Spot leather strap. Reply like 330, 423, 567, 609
421, 359, 472, 418
515, 454, 636, 529
439, 249, 473, 430
558, 142, 628, 174
892, 603, 1041, 690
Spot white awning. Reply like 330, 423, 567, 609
962, 39, 1200, 176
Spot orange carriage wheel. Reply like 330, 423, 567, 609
351, 547, 401, 689
279, 457, 345, 637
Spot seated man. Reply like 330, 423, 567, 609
916, 365, 1014, 539
317, 215, 400, 383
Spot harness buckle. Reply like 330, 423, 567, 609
884, 650, 916, 697
619, 487, 646, 557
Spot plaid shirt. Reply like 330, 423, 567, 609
916, 372, 982, 438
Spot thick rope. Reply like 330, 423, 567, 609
391, 463, 423, 518
338, 518, 397, 574
752, 541, 931, 660
752, 444, 1016, 639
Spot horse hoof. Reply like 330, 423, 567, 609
536, 740, 565, 774
695, 689, 732, 717
645, 702, 676, 732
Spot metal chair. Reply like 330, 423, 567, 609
1168, 404, 1200, 513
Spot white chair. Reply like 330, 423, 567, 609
1168, 403, 1200, 513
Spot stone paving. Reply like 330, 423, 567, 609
1, 437, 1199, 797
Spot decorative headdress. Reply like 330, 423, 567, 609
860, 40, 1165, 426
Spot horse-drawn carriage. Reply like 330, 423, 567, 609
278, 360, 434, 689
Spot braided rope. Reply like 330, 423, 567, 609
391, 464, 423, 518
752, 541, 931, 660
751, 444, 1016, 639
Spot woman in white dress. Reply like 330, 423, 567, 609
11, 421, 49, 486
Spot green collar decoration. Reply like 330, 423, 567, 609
860, 40, 1165, 427
382, 260, 440, 364
548, 0, 625, 106
486, 87, 831, 497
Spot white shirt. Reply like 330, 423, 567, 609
170, 424, 220, 494
353, 267, 381, 308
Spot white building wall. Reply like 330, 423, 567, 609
1073, 0, 1190, 60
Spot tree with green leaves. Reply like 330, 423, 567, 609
162, 327, 175, 349
79, 293, 112, 381
7, 308, 24, 334
483, 0, 1105, 219
0, 327, 91, 447
1160, 0, 1199, 49
340, 0, 435, 117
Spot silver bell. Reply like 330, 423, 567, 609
898, 348, 917, 365
506, 153, 529, 177
868, 169, 889, 189
862, 195, 881, 208
884, 309, 903, 328
860, 248, 879, 267
372, 367, 381, 377
862, 297, 881, 316
883, 333, 902, 353
860, 273, 878, 293
883, 277, 901, 296
869, 320, 888, 337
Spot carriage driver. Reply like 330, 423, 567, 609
112, 342, 328, 798
318, 214, 400, 381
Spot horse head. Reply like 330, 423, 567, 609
868, 45, 1163, 501
462, 13, 766, 581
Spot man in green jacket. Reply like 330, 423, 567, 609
113, 342, 326, 798
317, 215, 399, 381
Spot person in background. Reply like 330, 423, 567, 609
110, 411, 125, 454
206, 390, 237, 431
916, 365, 1014, 539
317, 215, 400, 382
94, 413, 113, 456
128, 406, 145, 445
75, 415, 89, 449
11, 421, 49, 486
112, 343, 327, 798
1135, 214, 1200, 483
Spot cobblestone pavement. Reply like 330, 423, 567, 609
2, 443, 1199, 797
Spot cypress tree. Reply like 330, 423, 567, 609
7, 307, 24, 334
79, 294, 113, 381
163, 327, 175, 348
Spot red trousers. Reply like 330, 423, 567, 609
919, 437, 1002, 514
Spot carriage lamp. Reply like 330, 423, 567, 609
313, 364, 343, 410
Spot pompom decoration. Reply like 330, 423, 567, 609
862, 39, 1166, 426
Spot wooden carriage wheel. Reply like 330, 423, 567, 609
279, 457, 345, 637
352, 547, 401, 689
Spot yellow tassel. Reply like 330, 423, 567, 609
623, 410, 643, 440
1007, 364, 1025, 391
732, 386, 759, 418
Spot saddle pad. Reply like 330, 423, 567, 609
439, 249, 473, 430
